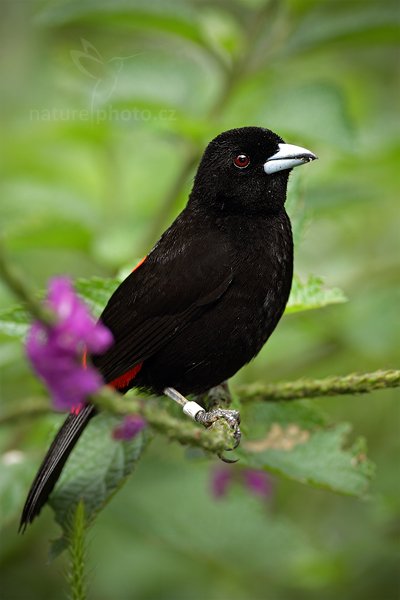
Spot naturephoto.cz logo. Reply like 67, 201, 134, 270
29, 39, 176, 123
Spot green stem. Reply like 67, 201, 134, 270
66, 501, 87, 600
1, 369, 398, 439
0, 391, 234, 453
92, 388, 235, 454
0, 244, 55, 325
0, 398, 50, 425
237, 369, 400, 402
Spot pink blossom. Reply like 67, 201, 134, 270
112, 415, 147, 441
211, 465, 273, 500
26, 277, 113, 410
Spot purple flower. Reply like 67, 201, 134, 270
211, 465, 273, 501
112, 415, 147, 441
26, 277, 113, 411
211, 465, 233, 498
243, 469, 273, 498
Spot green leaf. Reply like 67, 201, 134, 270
75, 277, 119, 318
36, 0, 206, 46
237, 400, 374, 497
49, 413, 149, 555
0, 305, 31, 338
286, 1, 400, 53
0, 276, 121, 338
286, 275, 347, 314
0, 450, 37, 527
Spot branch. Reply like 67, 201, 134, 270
0, 390, 235, 454
0, 398, 50, 426
237, 369, 400, 402
92, 388, 235, 454
0, 243, 55, 325
2, 369, 398, 442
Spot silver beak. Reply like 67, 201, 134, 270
264, 143, 317, 175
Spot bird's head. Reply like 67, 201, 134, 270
191, 127, 317, 215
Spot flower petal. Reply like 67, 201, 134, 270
211, 465, 233, 498
112, 415, 147, 441
243, 469, 273, 498
25, 276, 113, 411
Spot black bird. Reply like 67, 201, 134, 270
20, 126, 316, 529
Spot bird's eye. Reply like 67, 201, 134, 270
233, 154, 250, 169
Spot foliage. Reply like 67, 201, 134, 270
286, 275, 347, 314
49, 414, 149, 556
238, 400, 373, 496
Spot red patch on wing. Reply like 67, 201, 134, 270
71, 351, 89, 415
132, 256, 147, 272
109, 363, 143, 390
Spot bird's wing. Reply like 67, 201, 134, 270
92, 226, 233, 383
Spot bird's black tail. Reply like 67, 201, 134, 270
19, 404, 96, 532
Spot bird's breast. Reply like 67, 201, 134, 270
227, 211, 293, 351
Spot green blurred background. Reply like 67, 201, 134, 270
0, 0, 399, 598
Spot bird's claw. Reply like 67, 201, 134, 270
217, 452, 239, 464
195, 408, 241, 450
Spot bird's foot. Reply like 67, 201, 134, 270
195, 408, 241, 450
199, 381, 232, 411
163, 387, 241, 455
